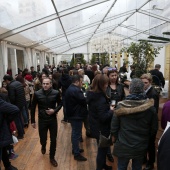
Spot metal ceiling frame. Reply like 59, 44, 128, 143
30, 9, 135, 48
0, 0, 111, 40
87, 0, 118, 42
121, 21, 167, 41
0, 0, 169, 54
51, 0, 71, 48
108, 0, 152, 34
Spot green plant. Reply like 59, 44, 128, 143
100, 53, 109, 65
121, 41, 162, 78
70, 54, 86, 67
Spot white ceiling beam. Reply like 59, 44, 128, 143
138, 9, 170, 22
31, 9, 135, 48
0, 0, 111, 40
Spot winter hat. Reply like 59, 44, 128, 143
129, 78, 144, 94
25, 74, 33, 81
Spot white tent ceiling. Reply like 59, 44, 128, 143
0, 0, 170, 54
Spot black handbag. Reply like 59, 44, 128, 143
98, 132, 113, 148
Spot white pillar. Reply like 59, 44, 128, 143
49, 53, 53, 65
40, 51, 45, 72
25, 48, 33, 69
9, 48, 18, 78
0, 41, 8, 78
54, 54, 58, 66
31, 49, 37, 69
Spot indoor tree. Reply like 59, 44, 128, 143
121, 41, 162, 78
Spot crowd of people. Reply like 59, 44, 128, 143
0, 62, 168, 170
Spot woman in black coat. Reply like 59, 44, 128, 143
86, 74, 113, 170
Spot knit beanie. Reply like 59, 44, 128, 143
129, 78, 144, 94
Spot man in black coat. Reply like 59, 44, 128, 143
141, 74, 159, 170
31, 78, 62, 167
149, 64, 165, 88
157, 127, 170, 170
58, 68, 72, 123
3, 74, 26, 139
0, 98, 20, 170
65, 75, 88, 161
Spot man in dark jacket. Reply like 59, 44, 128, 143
65, 75, 88, 161
58, 68, 72, 123
3, 74, 26, 139
31, 78, 62, 167
111, 78, 158, 170
149, 64, 165, 88
141, 74, 159, 170
0, 98, 20, 170
157, 127, 170, 170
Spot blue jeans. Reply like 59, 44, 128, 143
118, 157, 143, 170
96, 146, 109, 170
70, 120, 82, 156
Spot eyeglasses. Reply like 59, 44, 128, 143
107, 67, 117, 71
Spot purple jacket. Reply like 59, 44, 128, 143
161, 101, 170, 129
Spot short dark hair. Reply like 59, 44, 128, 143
72, 75, 83, 83
3, 74, 13, 81
155, 64, 161, 69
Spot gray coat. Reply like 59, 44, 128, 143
111, 98, 158, 159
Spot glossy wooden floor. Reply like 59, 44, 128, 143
1, 96, 167, 170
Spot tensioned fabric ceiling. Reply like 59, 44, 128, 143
0, 0, 170, 54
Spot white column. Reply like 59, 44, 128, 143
40, 51, 45, 72
53, 54, 58, 67
31, 49, 37, 69
9, 48, 18, 78
25, 48, 33, 69
49, 53, 53, 65
0, 41, 8, 78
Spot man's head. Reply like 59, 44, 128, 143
3, 74, 13, 84
129, 78, 144, 94
72, 75, 83, 88
140, 74, 152, 90
42, 78, 52, 91
155, 64, 161, 70
76, 64, 80, 70
30, 66, 34, 71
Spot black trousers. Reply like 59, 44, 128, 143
146, 135, 156, 164
2, 146, 11, 168
38, 119, 57, 159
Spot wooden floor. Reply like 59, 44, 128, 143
0, 97, 168, 170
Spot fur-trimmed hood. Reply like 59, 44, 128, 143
114, 98, 154, 116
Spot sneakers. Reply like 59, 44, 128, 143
9, 153, 18, 160
50, 158, 58, 167
5, 165, 18, 170
72, 149, 84, 154
41, 147, 46, 155
74, 154, 87, 161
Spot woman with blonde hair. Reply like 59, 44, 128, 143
86, 74, 114, 170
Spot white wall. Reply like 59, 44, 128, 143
55, 44, 89, 65
154, 46, 165, 73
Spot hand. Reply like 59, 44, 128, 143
31, 123, 36, 129
110, 105, 115, 111
46, 108, 54, 115
112, 136, 115, 143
